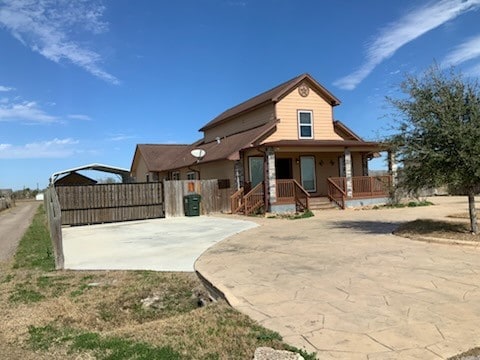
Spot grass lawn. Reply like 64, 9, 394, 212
0, 205, 315, 360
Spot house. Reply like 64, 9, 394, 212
131, 73, 394, 214
54, 172, 98, 186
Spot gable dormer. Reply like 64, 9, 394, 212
199, 74, 343, 144
263, 77, 343, 142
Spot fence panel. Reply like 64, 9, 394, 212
164, 180, 233, 217
56, 182, 164, 225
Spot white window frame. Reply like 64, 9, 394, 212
187, 171, 197, 180
171, 171, 180, 180
298, 110, 314, 139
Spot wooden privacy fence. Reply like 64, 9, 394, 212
56, 182, 164, 226
44, 187, 64, 269
164, 180, 233, 217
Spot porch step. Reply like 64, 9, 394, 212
309, 197, 338, 210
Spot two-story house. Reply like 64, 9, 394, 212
131, 73, 393, 214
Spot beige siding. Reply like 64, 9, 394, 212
352, 153, 364, 177
131, 156, 150, 182
172, 160, 234, 188
203, 104, 275, 143
265, 87, 342, 142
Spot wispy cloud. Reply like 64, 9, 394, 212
0, 0, 119, 84
442, 34, 480, 67
68, 114, 91, 121
0, 99, 58, 123
334, 0, 480, 90
108, 133, 136, 141
0, 138, 79, 159
0, 85, 14, 92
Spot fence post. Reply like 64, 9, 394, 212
45, 187, 64, 270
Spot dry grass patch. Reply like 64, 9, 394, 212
0, 205, 315, 359
447, 209, 480, 219
394, 219, 480, 242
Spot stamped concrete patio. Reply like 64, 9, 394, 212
195, 197, 480, 359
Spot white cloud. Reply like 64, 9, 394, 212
0, 138, 79, 159
334, 0, 480, 90
0, 0, 119, 84
0, 99, 57, 123
0, 85, 14, 92
442, 34, 480, 66
68, 114, 91, 121
108, 133, 135, 141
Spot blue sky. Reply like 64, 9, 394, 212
1, 0, 480, 190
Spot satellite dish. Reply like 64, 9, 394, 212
190, 148, 206, 162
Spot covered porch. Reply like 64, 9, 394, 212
231, 141, 396, 215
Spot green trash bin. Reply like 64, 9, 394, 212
184, 193, 201, 216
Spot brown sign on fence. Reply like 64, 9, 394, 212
56, 182, 164, 225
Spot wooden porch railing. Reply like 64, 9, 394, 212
243, 182, 264, 215
327, 178, 346, 209
276, 179, 310, 211
352, 176, 392, 198
328, 175, 392, 208
230, 187, 245, 214
293, 179, 310, 211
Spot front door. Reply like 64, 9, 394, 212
275, 158, 293, 179
249, 156, 264, 188
300, 156, 316, 192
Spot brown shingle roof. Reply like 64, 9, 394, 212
134, 144, 190, 172
199, 73, 341, 132
134, 121, 278, 173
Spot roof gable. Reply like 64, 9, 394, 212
132, 144, 190, 172
199, 73, 340, 132
333, 120, 364, 141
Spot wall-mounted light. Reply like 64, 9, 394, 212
330, 160, 335, 166
296, 158, 300, 164
319, 160, 324, 166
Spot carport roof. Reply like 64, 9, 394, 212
50, 163, 130, 184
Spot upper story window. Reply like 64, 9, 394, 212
187, 172, 197, 180
298, 110, 313, 139
171, 171, 180, 180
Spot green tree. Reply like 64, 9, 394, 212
388, 65, 480, 234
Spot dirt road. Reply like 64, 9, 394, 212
0, 201, 39, 262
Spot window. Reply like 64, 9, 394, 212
218, 179, 231, 189
187, 172, 197, 180
171, 171, 180, 180
298, 110, 313, 139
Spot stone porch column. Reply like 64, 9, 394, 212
388, 151, 398, 187
266, 147, 277, 205
344, 149, 353, 198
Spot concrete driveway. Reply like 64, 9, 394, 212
195, 197, 480, 359
62, 216, 257, 271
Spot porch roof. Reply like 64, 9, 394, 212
262, 139, 386, 151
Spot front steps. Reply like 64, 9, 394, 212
309, 196, 338, 210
